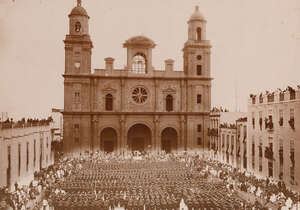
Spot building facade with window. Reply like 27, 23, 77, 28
219, 125, 237, 166
236, 117, 248, 171
0, 123, 54, 189
248, 87, 300, 191
63, 3, 212, 155
208, 109, 247, 162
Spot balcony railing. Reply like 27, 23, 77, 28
258, 145, 263, 158
208, 128, 218, 137
279, 118, 283, 126
264, 147, 274, 160
236, 147, 240, 157
259, 118, 262, 130
265, 119, 274, 132
290, 152, 295, 168
289, 118, 295, 130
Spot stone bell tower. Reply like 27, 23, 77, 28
62, 0, 94, 155
64, 0, 93, 75
183, 6, 211, 78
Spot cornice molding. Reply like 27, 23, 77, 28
63, 74, 214, 81
62, 111, 210, 116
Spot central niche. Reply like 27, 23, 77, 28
131, 86, 148, 104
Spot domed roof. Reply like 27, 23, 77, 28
189, 6, 205, 21
123, 36, 156, 48
69, 6, 89, 18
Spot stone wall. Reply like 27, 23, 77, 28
0, 125, 54, 188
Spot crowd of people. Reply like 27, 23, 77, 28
0, 117, 53, 129
47, 153, 249, 210
1, 151, 300, 210
203, 158, 300, 209
0, 168, 50, 210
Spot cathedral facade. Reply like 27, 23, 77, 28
62, 2, 212, 155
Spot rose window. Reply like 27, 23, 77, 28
132, 87, 148, 104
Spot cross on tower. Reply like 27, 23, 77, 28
77, 0, 82, 6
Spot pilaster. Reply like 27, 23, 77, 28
120, 79, 125, 111
119, 115, 125, 155
154, 115, 160, 153
180, 115, 186, 151
91, 115, 98, 152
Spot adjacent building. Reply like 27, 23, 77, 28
208, 108, 247, 164
236, 117, 248, 171
0, 121, 54, 189
63, 2, 213, 155
248, 86, 300, 191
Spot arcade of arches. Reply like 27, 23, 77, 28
99, 124, 178, 153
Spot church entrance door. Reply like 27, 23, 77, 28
161, 127, 178, 153
127, 124, 151, 152
100, 127, 117, 153
131, 137, 145, 152
103, 141, 114, 153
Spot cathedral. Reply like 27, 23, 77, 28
62, 1, 212, 155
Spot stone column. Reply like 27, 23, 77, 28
154, 116, 160, 153
93, 78, 98, 111
180, 80, 185, 112
119, 115, 125, 155
127, 49, 132, 71
186, 80, 189, 112
120, 79, 125, 111
180, 115, 186, 151
147, 48, 152, 74
154, 80, 158, 111
90, 79, 93, 112
91, 115, 98, 153
205, 50, 211, 77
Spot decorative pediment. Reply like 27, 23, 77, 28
102, 86, 117, 93
162, 87, 176, 94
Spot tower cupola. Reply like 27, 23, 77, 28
189, 6, 205, 22
68, 0, 90, 36
183, 6, 211, 77
187, 6, 207, 41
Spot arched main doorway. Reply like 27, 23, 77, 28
127, 124, 151, 152
161, 127, 178, 153
100, 127, 117, 153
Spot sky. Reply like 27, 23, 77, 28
0, 0, 299, 120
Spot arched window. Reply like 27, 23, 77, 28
105, 94, 113, 111
75, 22, 81, 32
166, 95, 173, 111
132, 53, 146, 74
196, 27, 201, 41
